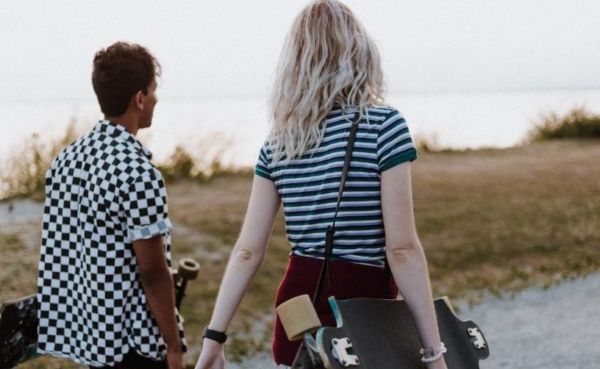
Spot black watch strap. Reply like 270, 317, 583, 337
203, 327, 227, 344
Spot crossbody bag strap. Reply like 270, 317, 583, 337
312, 112, 360, 306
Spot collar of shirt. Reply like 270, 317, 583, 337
93, 120, 153, 159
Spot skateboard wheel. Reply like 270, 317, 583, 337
276, 294, 322, 341
178, 258, 200, 280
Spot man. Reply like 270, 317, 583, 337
37, 42, 185, 369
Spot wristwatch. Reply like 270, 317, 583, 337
202, 327, 228, 344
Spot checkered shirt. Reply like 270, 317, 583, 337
37, 120, 186, 367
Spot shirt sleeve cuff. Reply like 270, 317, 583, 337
255, 167, 272, 180
379, 149, 418, 172
127, 218, 173, 242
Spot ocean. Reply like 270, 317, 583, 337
1, 89, 599, 170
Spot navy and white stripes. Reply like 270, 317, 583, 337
256, 106, 417, 267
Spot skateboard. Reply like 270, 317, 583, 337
277, 295, 489, 369
0, 257, 200, 369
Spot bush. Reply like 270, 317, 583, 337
0, 120, 81, 201
157, 134, 250, 182
529, 106, 600, 141
158, 145, 198, 180
414, 133, 442, 153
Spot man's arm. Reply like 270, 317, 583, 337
133, 235, 182, 368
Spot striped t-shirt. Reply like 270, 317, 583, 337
255, 106, 417, 267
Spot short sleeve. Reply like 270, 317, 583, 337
44, 166, 54, 197
377, 109, 418, 172
122, 168, 172, 241
255, 143, 272, 180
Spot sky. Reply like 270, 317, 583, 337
0, 0, 599, 102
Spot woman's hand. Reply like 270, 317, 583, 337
194, 339, 226, 369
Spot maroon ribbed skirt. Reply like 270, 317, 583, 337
272, 254, 398, 366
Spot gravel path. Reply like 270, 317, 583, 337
456, 272, 600, 369
0, 199, 43, 249
0, 199, 42, 227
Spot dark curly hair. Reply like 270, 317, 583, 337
92, 42, 161, 117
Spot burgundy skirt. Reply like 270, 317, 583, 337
272, 254, 398, 366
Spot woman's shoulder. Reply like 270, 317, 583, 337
364, 105, 405, 127
366, 104, 403, 117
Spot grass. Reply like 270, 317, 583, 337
2, 139, 600, 368
414, 141, 600, 302
528, 106, 600, 141
0, 121, 81, 202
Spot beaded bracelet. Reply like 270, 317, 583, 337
419, 342, 447, 363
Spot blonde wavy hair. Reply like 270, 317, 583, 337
269, 0, 385, 164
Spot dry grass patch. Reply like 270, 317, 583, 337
414, 141, 600, 305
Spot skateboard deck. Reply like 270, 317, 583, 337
0, 294, 38, 369
282, 296, 489, 369
0, 258, 200, 369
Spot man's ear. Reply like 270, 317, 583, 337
133, 90, 145, 110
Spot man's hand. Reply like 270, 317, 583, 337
134, 236, 183, 366
167, 345, 184, 369
194, 339, 225, 369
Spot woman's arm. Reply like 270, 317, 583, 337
381, 162, 448, 369
205, 175, 280, 331
195, 175, 281, 369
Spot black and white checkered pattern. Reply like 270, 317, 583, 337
37, 120, 186, 367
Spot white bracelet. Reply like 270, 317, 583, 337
419, 342, 447, 363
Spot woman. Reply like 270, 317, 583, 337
195, 1, 448, 368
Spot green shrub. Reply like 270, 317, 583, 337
529, 106, 600, 141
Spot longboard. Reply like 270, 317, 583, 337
278, 295, 489, 369
0, 295, 37, 369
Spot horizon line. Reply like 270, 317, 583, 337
1, 85, 600, 104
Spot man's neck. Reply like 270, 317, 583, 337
104, 115, 140, 136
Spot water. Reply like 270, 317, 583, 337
2, 89, 600, 170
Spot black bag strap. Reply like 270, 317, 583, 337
312, 112, 360, 306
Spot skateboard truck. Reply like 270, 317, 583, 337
172, 258, 201, 309
468, 327, 487, 350
331, 337, 359, 367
